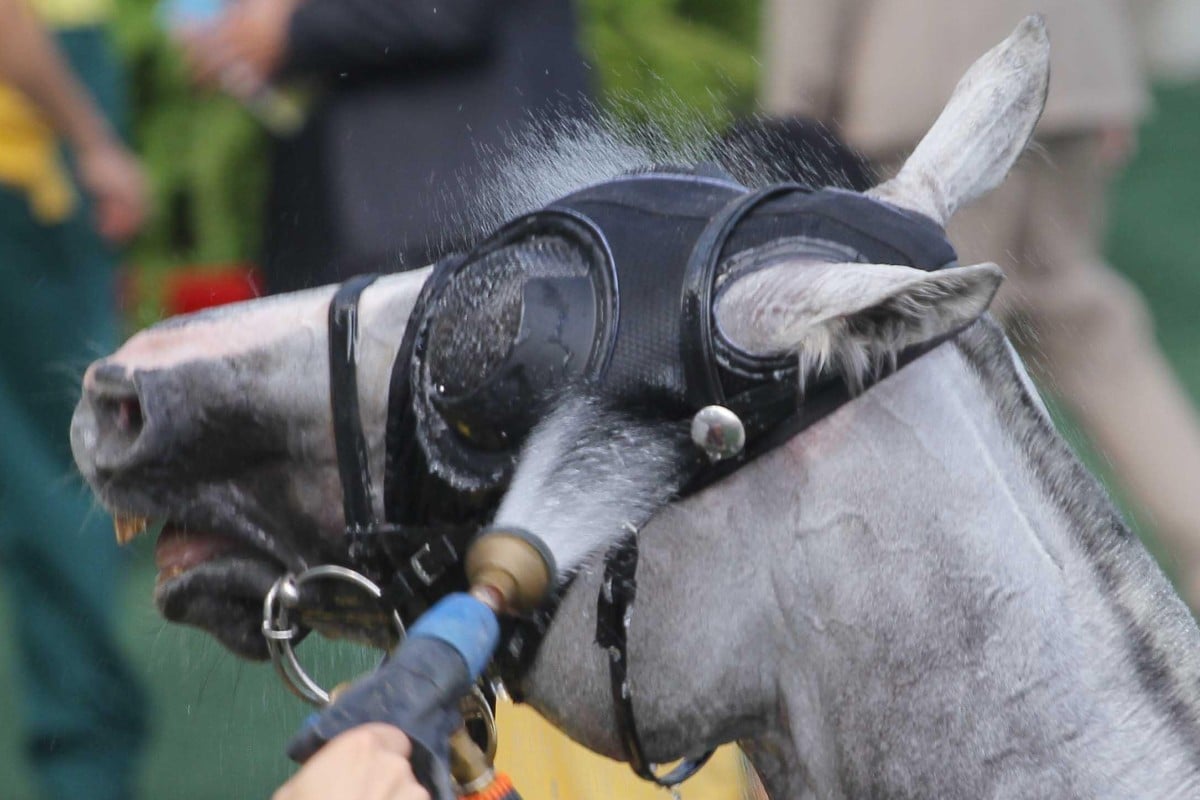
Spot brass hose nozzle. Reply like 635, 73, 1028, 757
465, 529, 554, 616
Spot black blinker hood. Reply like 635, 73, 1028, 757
328, 168, 958, 660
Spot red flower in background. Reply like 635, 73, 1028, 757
164, 264, 265, 316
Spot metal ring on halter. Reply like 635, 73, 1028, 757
262, 564, 406, 707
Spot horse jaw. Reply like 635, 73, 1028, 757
868, 14, 1050, 224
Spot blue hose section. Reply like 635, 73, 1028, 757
407, 593, 500, 679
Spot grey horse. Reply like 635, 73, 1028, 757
71, 17, 1200, 798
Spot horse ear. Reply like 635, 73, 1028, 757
715, 261, 1003, 390
867, 15, 1050, 225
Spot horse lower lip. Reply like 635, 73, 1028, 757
154, 556, 285, 660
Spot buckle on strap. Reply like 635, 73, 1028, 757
346, 522, 465, 586
409, 538, 459, 586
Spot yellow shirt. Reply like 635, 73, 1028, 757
494, 702, 761, 800
0, 0, 112, 222
30, 0, 111, 28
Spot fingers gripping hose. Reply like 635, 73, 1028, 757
287, 595, 500, 799
286, 634, 478, 800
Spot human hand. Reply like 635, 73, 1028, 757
179, 0, 297, 98
273, 724, 431, 800
76, 138, 148, 244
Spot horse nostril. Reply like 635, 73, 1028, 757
80, 360, 148, 470
116, 397, 143, 435
93, 393, 146, 446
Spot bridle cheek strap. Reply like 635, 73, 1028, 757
329, 273, 382, 536
327, 273, 471, 618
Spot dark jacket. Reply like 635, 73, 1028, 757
264, 0, 591, 292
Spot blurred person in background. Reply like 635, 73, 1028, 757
0, 0, 148, 797
763, 0, 1200, 608
1133, 0, 1200, 82
177, 0, 594, 291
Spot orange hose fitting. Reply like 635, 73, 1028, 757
460, 771, 519, 800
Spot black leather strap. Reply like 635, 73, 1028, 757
329, 273, 382, 534
596, 535, 714, 787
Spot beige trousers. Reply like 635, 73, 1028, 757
945, 134, 1200, 601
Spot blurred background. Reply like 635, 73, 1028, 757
105, 0, 759, 329
0, 0, 1197, 797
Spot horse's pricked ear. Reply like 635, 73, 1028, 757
868, 15, 1050, 225
715, 261, 1003, 390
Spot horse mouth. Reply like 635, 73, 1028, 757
114, 513, 289, 660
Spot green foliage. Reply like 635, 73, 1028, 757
109, 0, 761, 292
580, 0, 760, 130
112, 0, 268, 274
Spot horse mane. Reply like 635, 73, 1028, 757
955, 319, 1200, 760
443, 106, 875, 258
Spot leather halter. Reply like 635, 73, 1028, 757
320, 176, 964, 791
327, 274, 473, 623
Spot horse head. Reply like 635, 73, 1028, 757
70, 17, 1048, 664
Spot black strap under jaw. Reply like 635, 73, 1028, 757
596, 535, 713, 787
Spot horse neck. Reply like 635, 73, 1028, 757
518, 321, 1200, 798
747, 320, 1200, 798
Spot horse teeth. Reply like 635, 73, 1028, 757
160, 565, 185, 582
113, 513, 149, 545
